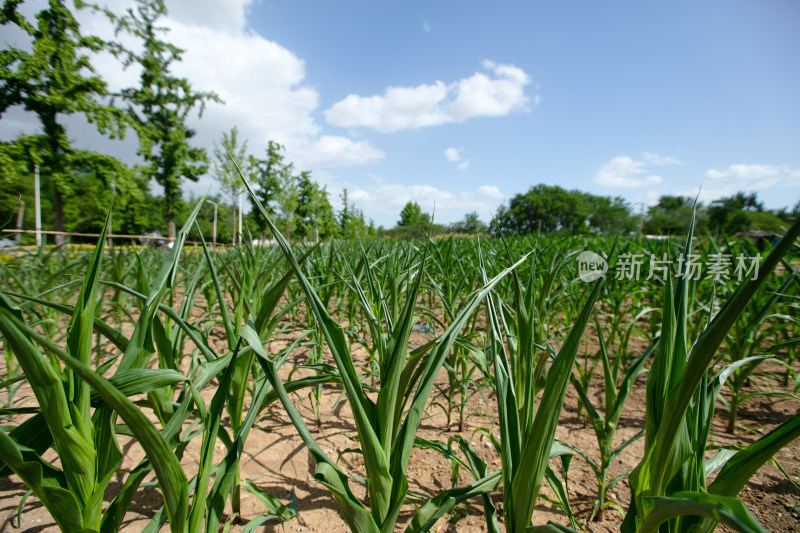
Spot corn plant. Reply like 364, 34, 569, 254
494, 237, 575, 438
719, 263, 799, 433
615, 214, 800, 533
567, 315, 653, 521
426, 236, 489, 431
481, 237, 617, 532
0, 209, 190, 532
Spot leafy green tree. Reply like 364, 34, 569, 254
0, 135, 147, 241
0, 0, 125, 241
397, 201, 429, 227
61, 150, 144, 235
295, 171, 337, 240
586, 194, 635, 234
494, 184, 589, 235
0, 136, 52, 237
249, 140, 286, 236
449, 211, 487, 234
212, 126, 251, 244
111, 0, 219, 239
274, 160, 298, 241
708, 192, 764, 234
339, 188, 370, 239
391, 201, 437, 239
643, 195, 699, 235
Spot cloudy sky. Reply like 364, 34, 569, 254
2, 0, 799, 227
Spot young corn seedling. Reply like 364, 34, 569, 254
719, 263, 799, 433
481, 236, 618, 532
426, 236, 489, 431
617, 214, 800, 533
567, 315, 652, 521
0, 208, 192, 532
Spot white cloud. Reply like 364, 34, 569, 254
477, 185, 504, 199
324, 60, 533, 133
444, 147, 462, 162
705, 164, 782, 182
423, 20, 432, 33
341, 182, 506, 224
643, 152, 682, 166
594, 156, 663, 188
444, 147, 470, 170
696, 164, 799, 201
294, 136, 385, 168
167, 0, 250, 35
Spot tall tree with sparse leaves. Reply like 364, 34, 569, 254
0, 0, 126, 242
110, 0, 219, 239
212, 126, 250, 244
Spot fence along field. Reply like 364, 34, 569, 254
0, 193, 798, 532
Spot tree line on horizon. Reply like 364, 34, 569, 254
394, 186, 798, 240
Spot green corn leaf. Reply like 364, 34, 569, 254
240, 322, 379, 533
0, 291, 130, 354
709, 414, 800, 498
640, 491, 767, 533
0, 429, 90, 532
241, 479, 297, 523
188, 341, 240, 531
404, 470, 501, 533
0, 293, 97, 514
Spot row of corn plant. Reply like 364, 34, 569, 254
235, 157, 536, 532
0, 199, 325, 531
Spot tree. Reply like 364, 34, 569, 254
397, 201, 429, 227
295, 171, 337, 241
339, 188, 370, 239
212, 126, 250, 244
449, 211, 487, 234
112, 0, 219, 239
249, 140, 285, 236
0, 0, 125, 242
586, 194, 635, 235
391, 201, 436, 239
0, 135, 147, 241
643, 195, 699, 235
708, 192, 764, 234
494, 184, 589, 235
274, 159, 298, 241
61, 149, 144, 235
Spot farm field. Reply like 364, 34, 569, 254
1, 210, 799, 533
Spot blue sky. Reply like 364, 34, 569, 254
2, 0, 798, 227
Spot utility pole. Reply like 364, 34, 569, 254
639, 204, 644, 234
34, 165, 41, 247
209, 201, 218, 247
16, 199, 24, 243
108, 181, 116, 247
